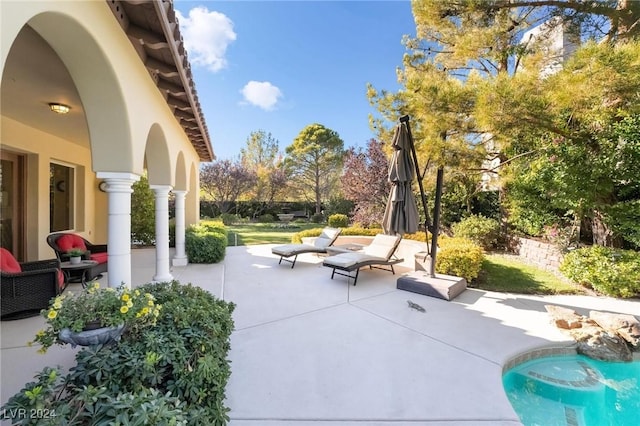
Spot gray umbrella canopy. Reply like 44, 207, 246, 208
382, 122, 419, 235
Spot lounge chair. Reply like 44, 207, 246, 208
271, 227, 342, 268
1, 248, 65, 320
46, 233, 108, 281
322, 234, 403, 286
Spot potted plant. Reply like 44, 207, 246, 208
31, 282, 161, 353
66, 248, 85, 264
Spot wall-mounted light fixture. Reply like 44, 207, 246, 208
49, 103, 71, 114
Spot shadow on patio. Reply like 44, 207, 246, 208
2, 245, 639, 425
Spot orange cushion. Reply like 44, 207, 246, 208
57, 234, 87, 253
90, 253, 108, 264
0, 248, 21, 273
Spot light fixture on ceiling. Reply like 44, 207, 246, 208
49, 103, 70, 114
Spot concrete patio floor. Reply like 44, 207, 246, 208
2, 245, 639, 425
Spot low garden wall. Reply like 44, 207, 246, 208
514, 237, 563, 273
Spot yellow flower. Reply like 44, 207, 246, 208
141, 307, 150, 315
147, 300, 154, 307
121, 294, 131, 302
53, 301, 62, 309
47, 310, 57, 319
127, 300, 133, 308
120, 306, 129, 314
36, 330, 45, 337
134, 290, 141, 296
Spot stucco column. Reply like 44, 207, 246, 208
96, 172, 140, 289
150, 185, 173, 282
172, 190, 188, 266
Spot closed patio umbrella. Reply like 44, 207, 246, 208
382, 121, 419, 236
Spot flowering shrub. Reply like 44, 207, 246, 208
451, 215, 500, 250
560, 246, 640, 298
436, 237, 485, 282
31, 282, 160, 352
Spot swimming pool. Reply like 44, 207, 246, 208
503, 354, 640, 426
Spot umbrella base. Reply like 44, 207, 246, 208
397, 272, 467, 301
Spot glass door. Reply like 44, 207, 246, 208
0, 151, 25, 260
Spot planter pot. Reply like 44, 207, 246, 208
69, 256, 82, 265
59, 323, 126, 348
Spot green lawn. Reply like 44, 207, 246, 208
226, 222, 321, 246
476, 253, 585, 295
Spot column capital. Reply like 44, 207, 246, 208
97, 173, 141, 194
172, 190, 188, 196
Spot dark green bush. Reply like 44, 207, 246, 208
131, 175, 156, 245
257, 213, 274, 223
169, 219, 176, 248
218, 213, 237, 226
186, 224, 227, 263
328, 214, 349, 228
311, 213, 324, 223
1, 281, 235, 425
560, 246, 640, 298
451, 215, 500, 250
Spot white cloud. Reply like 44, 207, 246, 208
176, 7, 236, 72
240, 81, 283, 111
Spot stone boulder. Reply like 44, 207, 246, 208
589, 311, 640, 351
545, 305, 637, 362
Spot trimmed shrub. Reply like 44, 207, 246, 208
311, 213, 324, 223
2, 281, 235, 425
218, 213, 237, 225
328, 214, 349, 228
451, 215, 500, 250
186, 223, 227, 263
257, 214, 274, 223
560, 246, 640, 298
436, 237, 484, 282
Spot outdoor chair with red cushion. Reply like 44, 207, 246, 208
46, 233, 108, 281
1, 248, 65, 320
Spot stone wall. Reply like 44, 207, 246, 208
515, 237, 563, 273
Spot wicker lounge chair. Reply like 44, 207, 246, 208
46, 233, 108, 281
322, 234, 403, 286
271, 227, 342, 268
1, 248, 65, 320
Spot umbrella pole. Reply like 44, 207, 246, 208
399, 115, 431, 251
430, 167, 444, 277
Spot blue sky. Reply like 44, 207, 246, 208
173, 0, 415, 160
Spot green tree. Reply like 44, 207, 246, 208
131, 174, 155, 245
240, 130, 287, 217
368, 0, 640, 246
284, 124, 345, 215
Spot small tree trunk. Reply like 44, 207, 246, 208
592, 210, 623, 247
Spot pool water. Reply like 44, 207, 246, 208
503, 354, 640, 426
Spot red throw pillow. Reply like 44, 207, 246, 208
90, 253, 108, 264
56, 234, 87, 253
0, 248, 22, 273
58, 270, 65, 291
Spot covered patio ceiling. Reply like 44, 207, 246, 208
1, 0, 213, 162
